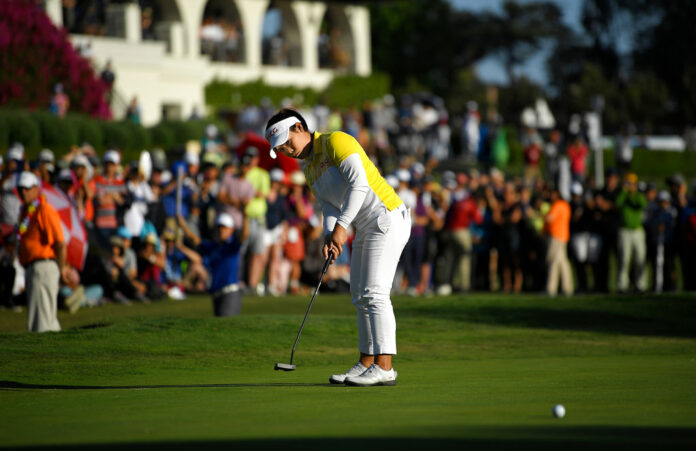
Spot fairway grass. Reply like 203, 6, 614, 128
1, 293, 695, 449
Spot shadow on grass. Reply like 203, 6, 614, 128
9, 429, 696, 450
401, 296, 696, 338
0, 380, 332, 391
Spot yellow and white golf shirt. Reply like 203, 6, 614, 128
303, 131, 403, 234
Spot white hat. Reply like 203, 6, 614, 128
657, 190, 671, 202
71, 154, 90, 167
396, 168, 411, 183
290, 170, 305, 186
38, 148, 54, 163
7, 144, 24, 161
270, 168, 285, 183
385, 174, 399, 189
17, 171, 39, 189
265, 116, 302, 159
411, 162, 425, 176
185, 151, 199, 166
215, 213, 235, 229
103, 150, 120, 165
571, 181, 583, 196
57, 168, 73, 182
205, 124, 218, 138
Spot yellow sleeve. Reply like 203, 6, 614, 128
326, 131, 364, 165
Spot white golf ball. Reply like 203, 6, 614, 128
552, 404, 566, 419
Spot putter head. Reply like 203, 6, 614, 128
274, 362, 296, 371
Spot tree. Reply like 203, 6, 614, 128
478, 0, 568, 86
0, 0, 110, 118
369, 0, 489, 96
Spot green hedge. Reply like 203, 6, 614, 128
0, 109, 224, 162
205, 73, 391, 111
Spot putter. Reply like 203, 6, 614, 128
275, 255, 333, 371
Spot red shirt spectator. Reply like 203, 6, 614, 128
445, 196, 483, 231
567, 139, 589, 178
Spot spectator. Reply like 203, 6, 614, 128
616, 173, 648, 293
646, 190, 678, 292
126, 97, 141, 124
94, 150, 125, 247
567, 135, 589, 183
544, 186, 573, 296
197, 213, 249, 316
239, 147, 270, 295
1, 144, 25, 226
436, 178, 482, 294
36, 149, 55, 184
522, 127, 543, 182
50, 83, 69, 118
17, 172, 67, 332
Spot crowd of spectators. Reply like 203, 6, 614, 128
2, 95, 696, 328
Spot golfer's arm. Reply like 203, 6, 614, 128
319, 198, 341, 234
335, 153, 369, 230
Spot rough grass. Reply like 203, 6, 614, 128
1, 292, 695, 449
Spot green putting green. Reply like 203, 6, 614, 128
1, 293, 695, 449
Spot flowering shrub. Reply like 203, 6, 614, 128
0, 0, 111, 119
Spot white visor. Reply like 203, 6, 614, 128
265, 117, 301, 159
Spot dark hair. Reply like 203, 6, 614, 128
265, 108, 309, 134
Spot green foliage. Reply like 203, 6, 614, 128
148, 122, 176, 149
71, 114, 104, 149
601, 148, 696, 181
0, 109, 225, 161
5, 111, 40, 156
205, 74, 390, 112
32, 112, 77, 153
205, 78, 319, 110
323, 73, 390, 108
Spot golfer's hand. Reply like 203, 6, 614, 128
323, 225, 347, 261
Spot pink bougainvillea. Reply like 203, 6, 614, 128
0, 0, 111, 119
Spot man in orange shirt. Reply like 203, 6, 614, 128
545, 187, 574, 296
17, 172, 68, 332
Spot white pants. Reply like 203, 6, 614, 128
350, 205, 411, 355
26, 259, 61, 333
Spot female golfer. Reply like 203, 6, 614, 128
266, 109, 410, 386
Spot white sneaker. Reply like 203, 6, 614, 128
344, 364, 397, 387
329, 362, 368, 385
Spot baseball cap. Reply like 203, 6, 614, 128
215, 213, 235, 229
7, 144, 24, 161
71, 154, 90, 168
17, 171, 39, 189
38, 148, 54, 163
571, 181, 583, 196
117, 226, 132, 239
290, 170, 305, 186
103, 150, 120, 165
396, 168, 411, 183
270, 168, 285, 183
185, 151, 199, 166
265, 116, 302, 159
657, 190, 671, 202
57, 168, 73, 182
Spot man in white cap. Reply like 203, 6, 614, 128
1, 144, 25, 226
94, 150, 125, 247
16, 172, 68, 332
193, 213, 249, 316
36, 149, 55, 184
265, 108, 411, 386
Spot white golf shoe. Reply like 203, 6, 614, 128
329, 362, 368, 384
344, 364, 397, 387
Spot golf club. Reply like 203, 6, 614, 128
275, 255, 334, 371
